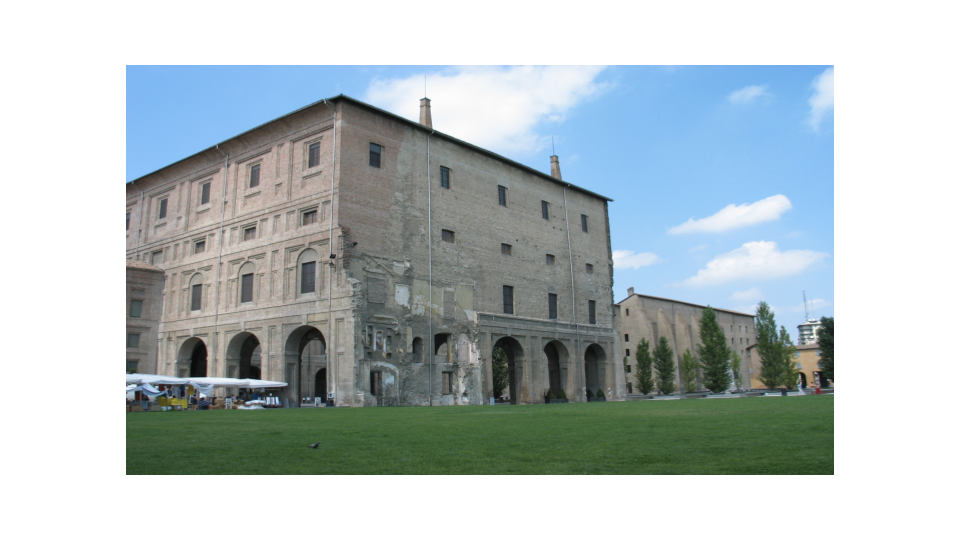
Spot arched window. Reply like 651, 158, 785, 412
296, 249, 320, 296
188, 273, 204, 312
238, 261, 257, 304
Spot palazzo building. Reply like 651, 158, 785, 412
126, 95, 621, 406
616, 288, 757, 392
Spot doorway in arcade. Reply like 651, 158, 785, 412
284, 325, 327, 405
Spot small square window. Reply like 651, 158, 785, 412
308, 142, 321, 168
302, 209, 317, 226
194, 240, 206, 254
442, 229, 455, 243
158, 199, 167, 220
249, 163, 260, 189
548, 293, 557, 319
440, 166, 450, 189
581, 214, 588, 233
370, 143, 382, 168
200, 182, 211, 205
625, 334, 630, 342
151, 250, 163, 265
588, 300, 596, 324
126, 360, 139, 373
625, 364, 632, 373
585, 263, 594, 274
545, 254, 555, 265
129, 299, 143, 318
127, 333, 140, 349
501, 243, 512, 256
126, 212, 131, 230
498, 185, 507, 206
243, 227, 257, 241
541, 200, 549, 220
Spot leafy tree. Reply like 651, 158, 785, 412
586, 388, 594, 399
634, 338, 656, 395
755, 302, 787, 389
817, 316, 834, 382
680, 349, 700, 393
696, 307, 733, 393
652, 336, 676, 395
557, 388, 567, 400
597, 389, 605, 398
780, 326, 800, 388
730, 351, 743, 391
492, 347, 509, 399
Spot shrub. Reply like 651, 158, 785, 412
586, 388, 594, 398
557, 388, 567, 400
597, 389, 605, 398
546, 389, 555, 400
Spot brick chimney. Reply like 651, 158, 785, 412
627, 287, 635, 295
420, 97, 432, 129
550, 155, 562, 180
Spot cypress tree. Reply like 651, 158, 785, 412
634, 338, 656, 395
652, 336, 676, 394
696, 306, 733, 393
755, 301, 786, 389
817, 316, 834, 382
680, 349, 699, 393
730, 351, 743, 391
779, 326, 799, 389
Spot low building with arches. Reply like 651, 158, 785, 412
127, 95, 621, 406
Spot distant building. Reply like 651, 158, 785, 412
126, 259, 164, 374
798, 319, 823, 345
616, 288, 757, 393
795, 343, 830, 388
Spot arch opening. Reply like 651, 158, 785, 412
493, 336, 524, 404
284, 326, 327, 404
584, 343, 608, 397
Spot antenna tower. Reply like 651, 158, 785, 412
803, 291, 810, 321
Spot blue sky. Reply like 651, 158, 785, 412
127, 65, 833, 340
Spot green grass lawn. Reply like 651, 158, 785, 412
126, 396, 833, 474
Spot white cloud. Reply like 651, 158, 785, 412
776, 298, 832, 314
613, 250, 662, 269
807, 68, 834, 131
728, 85, 770, 105
668, 195, 793, 234
689, 244, 709, 253
679, 241, 829, 287
364, 66, 608, 155
730, 287, 763, 303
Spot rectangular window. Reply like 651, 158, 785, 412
302, 209, 317, 226
588, 300, 596, 324
127, 333, 140, 349
241, 273, 254, 303
586, 263, 593, 274
200, 182, 211, 205
626, 364, 632, 373
548, 293, 557, 319
191, 284, 202, 311
541, 200, 549, 220
129, 299, 143, 318
625, 334, 630, 342
126, 360, 139, 373
151, 250, 163, 265
243, 226, 256, 241
626, 349, 630, 357
545, 254, 555, 266
581, 214, 588, 233
126, 212, 130, 230
369, 143, 382, 167
194, 240, 205, 254
308, 142, 321, 168
498, 185, 507, 206
503, 285, 514, 315
158, 198, 167, 220
625, 308, 629, 316
440, 166, 450, 189
501, 243, 512, 256
442, 229, 455, 243
249, 163, 260, 188
301, 261, 316, 294
442, 372, 453, 395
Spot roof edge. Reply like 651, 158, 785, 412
616, 292, 756, 317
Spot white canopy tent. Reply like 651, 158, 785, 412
126, 373, 190, 385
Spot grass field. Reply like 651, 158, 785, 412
126, 395, 833, 474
